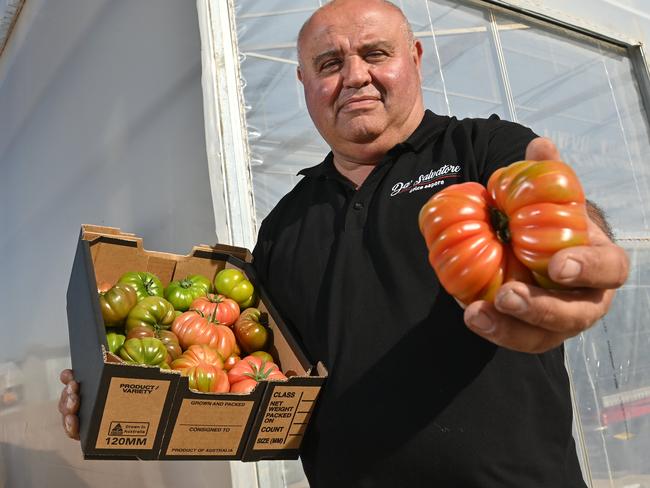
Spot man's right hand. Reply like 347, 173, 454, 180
58, 369, 81, 440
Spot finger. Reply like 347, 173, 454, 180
58, 385, 80, 415
60, 369, 74, 385
58, 385, 68, 414
525, 137, 561, 161
63, 413, 80, 440
464, 301, 569, 353
494, 281, 613, 333
464, 281, 615, 352
548, 220, 629, 289
548, 246, 629, 289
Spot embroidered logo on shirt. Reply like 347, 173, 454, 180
390, 164, 461, 197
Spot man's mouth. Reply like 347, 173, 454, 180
339, 95, 382, 113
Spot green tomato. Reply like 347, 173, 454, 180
234, 307, 269, 354
164, 274, 212, 311
233, 281, 257, 308
117, 271, 164, 302
214, 268, 244, 294
99, 283, 137, 327
125, 296, 176, 334
119, 337, 168, 366
214, 269, 257, 308
106, 332, 126, 354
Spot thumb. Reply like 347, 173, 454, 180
525, 137, 561, 161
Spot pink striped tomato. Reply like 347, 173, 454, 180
418, 160, 589, 304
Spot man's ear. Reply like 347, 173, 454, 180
297, 66, 304, 83
413, 40, 424, 80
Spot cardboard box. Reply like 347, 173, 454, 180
66, 225, 327, 460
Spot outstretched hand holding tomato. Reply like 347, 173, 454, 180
421, 137, 629, 353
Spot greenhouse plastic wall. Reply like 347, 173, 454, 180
0, 0, 233, 486
1, 0, 649, 487
233, 0, 650, 486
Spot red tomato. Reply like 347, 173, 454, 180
97, 281, 113, 293
418, 160, 589, 304
227, 355, 287, 394
171, 345, 229, 393
172, 310, 240, 359
223, 354, 240, 371
190, 293, 240, 327
250, 350, 275, 364
172, 344, 224, 368
229, 378, 259, 394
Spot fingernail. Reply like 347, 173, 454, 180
66, 384, 74, 395
496, 289, 527, 313
559, 258, 582, 280
66, 396, 75, 411
469, 311, 496, 334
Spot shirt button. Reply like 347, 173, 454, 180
353, 202, 364, 210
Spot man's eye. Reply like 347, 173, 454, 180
320, 59, 341, 71
365, 51, 387, 60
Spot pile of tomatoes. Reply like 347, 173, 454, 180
98, 268, 287, 394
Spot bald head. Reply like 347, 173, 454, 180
292, 0, 424, 169
297, 0, 414, 67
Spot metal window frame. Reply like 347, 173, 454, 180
630, 44, 650, 127
475, 0, 650, 121
196, 1, 260, 480
0, 0, 25, 58
196, 0, 257, 250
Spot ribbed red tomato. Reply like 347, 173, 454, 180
172, 310, 240, 359
223, 354, 240, 371
228, 355, 287, 394
171, 345, 229, 393
418, 160, 589, 305
190, 293, 240, 327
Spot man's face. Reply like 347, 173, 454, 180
297, 0, 424, 158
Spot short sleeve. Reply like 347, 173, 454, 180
480, 115, 538, 185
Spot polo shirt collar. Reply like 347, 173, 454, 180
298, 110, 449, 179
403, 109, 450, 152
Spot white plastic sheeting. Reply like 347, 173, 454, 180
235, 0, 650, 486
0, 0, 231, 486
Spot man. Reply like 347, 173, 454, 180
60, 0, 629, 486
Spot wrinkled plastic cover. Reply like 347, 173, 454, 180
236, 0, 650, 485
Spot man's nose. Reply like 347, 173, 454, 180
342, 56, 371, 88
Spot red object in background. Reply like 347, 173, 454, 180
601, 397, 650, 426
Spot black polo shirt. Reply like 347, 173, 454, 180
253, 110, 586, 487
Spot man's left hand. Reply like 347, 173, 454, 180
463, 137, 630, 353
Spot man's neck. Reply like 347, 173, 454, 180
332, 157, 377, 188
329, 106, 425, 188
